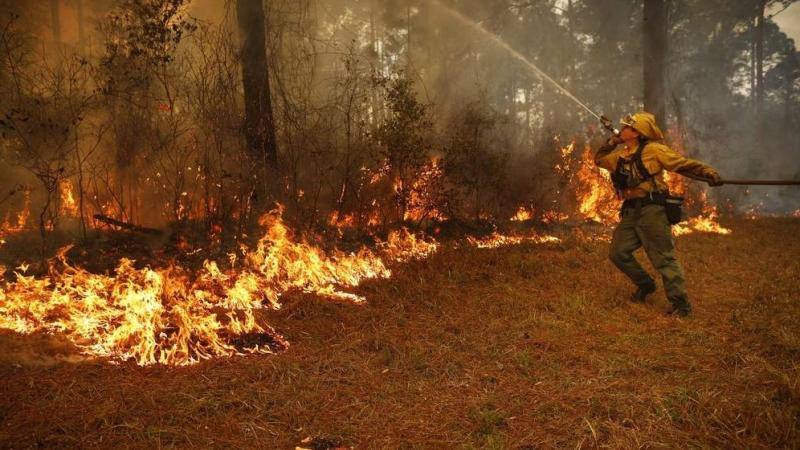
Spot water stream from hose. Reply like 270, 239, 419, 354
430, 0, 602, 121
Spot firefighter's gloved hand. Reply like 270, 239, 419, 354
705, 170, 723, 187
606, 136, 623, 146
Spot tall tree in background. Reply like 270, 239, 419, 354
99, 0, 194, 222
755, 0, 767, 147
236, 0, 279, 174
570, 0, 642, 123
643, 0, 667, 122
752, 1, 794, 148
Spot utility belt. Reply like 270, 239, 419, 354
620, 192, 684, 224
621, 192, 666, 211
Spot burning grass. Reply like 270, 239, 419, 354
0, 206, 438, 366
0, 138, 794, 446
0, 139, 774, 368
1, 217, 799, 448
466, 231, 561, 249
0, 148, 771, 370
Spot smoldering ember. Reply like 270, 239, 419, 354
1, 0, 799, 448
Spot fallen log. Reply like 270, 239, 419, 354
92, 214, 163, 235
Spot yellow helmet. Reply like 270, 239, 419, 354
621, 112, 664, 141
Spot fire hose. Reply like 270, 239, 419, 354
674, 172, 800, 186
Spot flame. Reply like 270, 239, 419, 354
671, 192, 732, 236
467, 232, 561, 249
0, 205, 439, 366
381, 228, 440, 261
550, 142, 619, 225
673, 206, 732, 236
60, 179, 79, 217
329, 208, 383, 230
329, 211, 357, 229
403, 158, 448, 222
1, 190, 30, 243
510, 207, 534, 222
572, 147, 619, 224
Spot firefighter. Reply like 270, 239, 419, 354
594, 112, 722, 317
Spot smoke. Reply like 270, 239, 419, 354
1, 0, 798, 236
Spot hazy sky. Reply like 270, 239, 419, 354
769, 2, 800, 48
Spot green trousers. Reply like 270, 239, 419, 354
609, 204, 688, 304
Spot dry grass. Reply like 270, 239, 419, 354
1, 217, 799, 449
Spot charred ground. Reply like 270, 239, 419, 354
1, 217, 798, 449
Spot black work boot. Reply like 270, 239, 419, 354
666, 296, 692, 317
630, 281, 656, 303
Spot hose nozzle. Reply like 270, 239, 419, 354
600, 115, 620, 136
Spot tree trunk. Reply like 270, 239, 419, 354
750, 17, 757, 111
566, 0, 576, 91
406, 6, 410, 66
236, 0, 279, 173
643, 0, 667, 124
755, 0, 766, 146
370, 0, 380, 128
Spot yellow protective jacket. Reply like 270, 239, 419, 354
594, 141, 719, 200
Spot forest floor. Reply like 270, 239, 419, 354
1, 217, 799, 449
